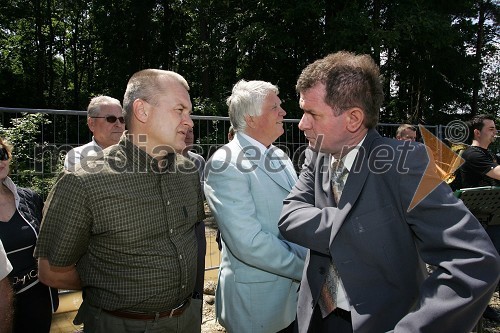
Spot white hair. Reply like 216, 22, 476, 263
87, 95, 122, 117
227, 80, 279, 132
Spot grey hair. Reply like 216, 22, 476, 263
123, 69, 189, 128
87, 95, 122, 117
396, 124, 417, 137
227, 80, 279, 132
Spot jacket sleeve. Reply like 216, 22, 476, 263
278, 150, 337, 255
395, 144, 500, 332
204, 155, 304, 281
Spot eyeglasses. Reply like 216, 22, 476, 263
0, 147, 9, 161
91, 116, 125, 124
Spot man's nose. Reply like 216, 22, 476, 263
298, 114, 309, 131
184, 113, 194, 128
279, 106, 286, 117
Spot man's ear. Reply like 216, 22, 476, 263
87, 117, 95, 132
345, 107, 364, 133
244, 115, 256, 129
133, 99, 149, 123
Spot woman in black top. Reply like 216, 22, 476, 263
0, 137, 58, 332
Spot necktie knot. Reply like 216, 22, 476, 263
331, 159, 347, 204
331, 159, 345, 180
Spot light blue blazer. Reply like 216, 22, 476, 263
204, 133, 306, 333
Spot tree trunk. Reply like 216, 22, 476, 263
471, 1, 485, 117
34, 0, 46, 106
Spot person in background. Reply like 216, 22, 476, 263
64, 95, 125, 171
460, 113, 500, 322
35, 69, 205, 333
182, 128, 206, 181
178, 127, 206, 311
227, 125, 235, 142
395, 123, 417, 141
204, 80, 306, 333
0, 239, 13, 333
0, 137, 58, 333
460, 114, 500, 188
278, 51, 499, 333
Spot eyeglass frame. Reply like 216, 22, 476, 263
90, 115, 125, 124
0, 147, 10, 161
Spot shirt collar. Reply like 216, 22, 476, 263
121, 131, 176, 173
239, 132, 269, 155
91, 136, 104, 150
332, 135, 367, 172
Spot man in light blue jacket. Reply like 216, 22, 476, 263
205, 80, 306, 333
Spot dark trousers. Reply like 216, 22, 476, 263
307, 306, 353, 333
486, 225, 500, 255
13, 282, 54, 333
484, 225, 500, 311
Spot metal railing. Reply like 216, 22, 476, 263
0, 107, 448, 172
0, 107, 463, 274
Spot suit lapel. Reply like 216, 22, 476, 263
273, 147, 298, 187
237, 135, 293, 191
284, 161, 299, 185
328, 130, 381, 244
322, 155, 334, 202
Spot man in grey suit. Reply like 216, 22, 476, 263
278, 51, 500, 333
205, 80, 306, 333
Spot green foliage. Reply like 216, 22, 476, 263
0, 0, 498, 125
0, 113, 60, 198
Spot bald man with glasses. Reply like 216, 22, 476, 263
64, 95, 125, 171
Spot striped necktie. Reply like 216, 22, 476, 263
331, 159, 347, 204
318, 158, 348, 317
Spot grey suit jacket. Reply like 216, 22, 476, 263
279, 129, 500, 333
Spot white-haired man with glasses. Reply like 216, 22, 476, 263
64, 95, 125, 171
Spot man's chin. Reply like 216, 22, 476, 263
176, 143, 186, 153
308, 142, 318, 151
307, 139, 324, 152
